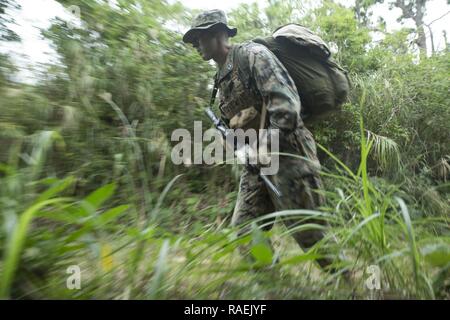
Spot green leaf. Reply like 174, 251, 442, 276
64, 225, 92, 243
84, 183, 116, 209
36, 176, 75, 203
395, 197, 420, 285
98, 205, 130, 225
0, 197, 71, 298
421, 244, 450, 267
148, 239, 170, 299
37, 210, 79, 224
186, 196, 199, 206
250, 243, 273, 265
280, 252, 322, 266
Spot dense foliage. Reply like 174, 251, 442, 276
0, 0, 448, 299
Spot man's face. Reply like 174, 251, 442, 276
193, 30, 218, 61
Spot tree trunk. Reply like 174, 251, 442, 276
414, 0, 427, 54
426, 24, 435, 55
394, 0, 428, 54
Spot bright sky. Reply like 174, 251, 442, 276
2, 0, 449, 83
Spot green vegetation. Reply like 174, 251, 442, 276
0, 0, 448, 299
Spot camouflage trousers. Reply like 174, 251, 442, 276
231, 126, 332, 268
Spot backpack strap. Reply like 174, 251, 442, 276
209, 77, 219, 106
259, 101, 267, 130
234, 43, 268, 130
211, 44, 269, 130
234, 44, 252, 90
210, 44, 247, 107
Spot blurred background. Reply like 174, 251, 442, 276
0, 0, 449, 299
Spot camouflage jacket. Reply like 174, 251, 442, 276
215, 42, 301, 132
215, 42, 321, 175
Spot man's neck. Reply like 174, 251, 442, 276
214, 45, 231, 68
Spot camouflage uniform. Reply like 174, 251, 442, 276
183, 10, 329, 267
216, 42, 329, 266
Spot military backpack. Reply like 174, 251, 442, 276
235, 23, 350, 122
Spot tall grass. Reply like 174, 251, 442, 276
1, 110, 448, 299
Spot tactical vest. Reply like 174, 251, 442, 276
217, 45, 265, 130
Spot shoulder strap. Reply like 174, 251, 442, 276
210, 44, 268, 129
234, 44, 251, 89
234, 43, 269, 130
210, 43, 252, 106
209, 78, 219, 106
236, 43, 269, 130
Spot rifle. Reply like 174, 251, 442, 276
204, 107, 282, 198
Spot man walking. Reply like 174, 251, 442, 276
183, 9, 333, 269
